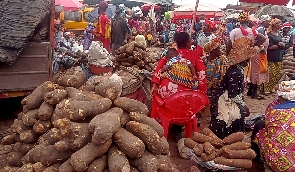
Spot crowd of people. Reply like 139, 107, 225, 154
53, 1, 295, 170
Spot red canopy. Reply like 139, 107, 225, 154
55, 0, 83, 11
141, 4, 161, 11
239, 0, 291, 5
172, 3, 224, 19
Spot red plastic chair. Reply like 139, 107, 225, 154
151, 90, 209, 138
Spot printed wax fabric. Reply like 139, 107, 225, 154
257, 104, 295, 172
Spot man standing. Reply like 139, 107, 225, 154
111, 5, 130, 54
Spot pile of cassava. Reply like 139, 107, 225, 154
1, 67, 178, 172
113, 42, 158, 72
184, 128, 256, 169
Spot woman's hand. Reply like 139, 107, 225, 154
151, 84, 158, 98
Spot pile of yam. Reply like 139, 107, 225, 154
183, 128, 256, 169
1, 67, 177, 172
113, 42, 158, 72
283, 55, 295, 76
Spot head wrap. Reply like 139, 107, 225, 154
99, 1, 108, 11
283, 22, 292, 29
277, 80, 295, 101
203, 38, 221, 55
267, 18, 281, 33
260, 15, 271, 22
204, 19, 214, 32
238, 12, 250, 22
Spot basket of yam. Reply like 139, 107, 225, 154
113, 41, 158, 72
1, 66, 178, 172
178, 128, 256, 171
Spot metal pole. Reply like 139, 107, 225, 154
189, 0, 200, 36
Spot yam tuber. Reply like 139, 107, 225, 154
156, 155, 179, 172
86, 155, 107, 172
43, 89, 67, 105
25, 81, 55, 109
120, 112, 131, 126
11, 119, 30, 134
59, 159, 76, 172
214, 157, 252, 168
66, 87, 102, 101
223, 142, 251, 150
200, 128, 223, 147
53, 118, 91, 151
129, 151, 160, 172
94, 74, 123, 101
1, 134, 17, 145
33, 145, 73, 166
193, 143, 204, 156
13, 142, 34, 154
200, 151, 216, 162
184, 138, 197, 149
22, 145, 46, 164
203, 142, 215, 155
51, 98, 112, 123
16, 163, 34, 172
7, 151, 24, 167
33, 162, 46, 172
23, 105, 30, 113
89, 108, 123, 145
114, 97, 149, 114
130, 166, 140, 172
22, 109, 39, 126
223, 148, 256, 159
108, 145, 130, 172
55, 66, 87, 88
3, 166, 21, 172
159, 137, 170, 155
126, 121, 163, 155
223, 132, 244, 145
113, 128, 145, 158
38, 128, 61, 145
129, 112, 164, 137
70, 140, 112, 172
33, 120, 52, 134
38, 102, 54, 120
43, 163, 62, 172
19, 130, 39, 143
191, 132, 213, 144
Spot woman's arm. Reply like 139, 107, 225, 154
268, 35, 279, 50
194, 59, 207, 93
151, 58, 167, 85
254, 33, 266, 46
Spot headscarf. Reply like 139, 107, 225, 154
282, 22, 292, 29
204, 19, 214, 32
203, 38, 221, 55
277, 80, 295, 101
238, 12, 250, 22
267, 18, 281, 33
259, 15, 271, 22
99, 1, 108, 11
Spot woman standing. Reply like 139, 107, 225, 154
83, 23, 94, 50
197, 20, 216, 48
247, 16, 271, 99
263, 18, 284, 94
94, 1, 111, 52
209, 12, 265, 139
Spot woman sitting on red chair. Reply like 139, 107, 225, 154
151, 32, 206, 99
151, 32, 206, 140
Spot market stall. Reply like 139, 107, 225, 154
171, 3, 224, 19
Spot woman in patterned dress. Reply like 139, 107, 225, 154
209, 12, 266, 139
263, 18, 284, 94
251, 80, 295, 172
202, 38, 222, 98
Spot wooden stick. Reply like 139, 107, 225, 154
189, 0, 200, 36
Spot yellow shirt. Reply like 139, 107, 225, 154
147, 34, 153, 41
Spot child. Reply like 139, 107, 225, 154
161, 48, 198, 89
146, 31, 153, 47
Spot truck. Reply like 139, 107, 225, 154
0, 0, 55, 99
